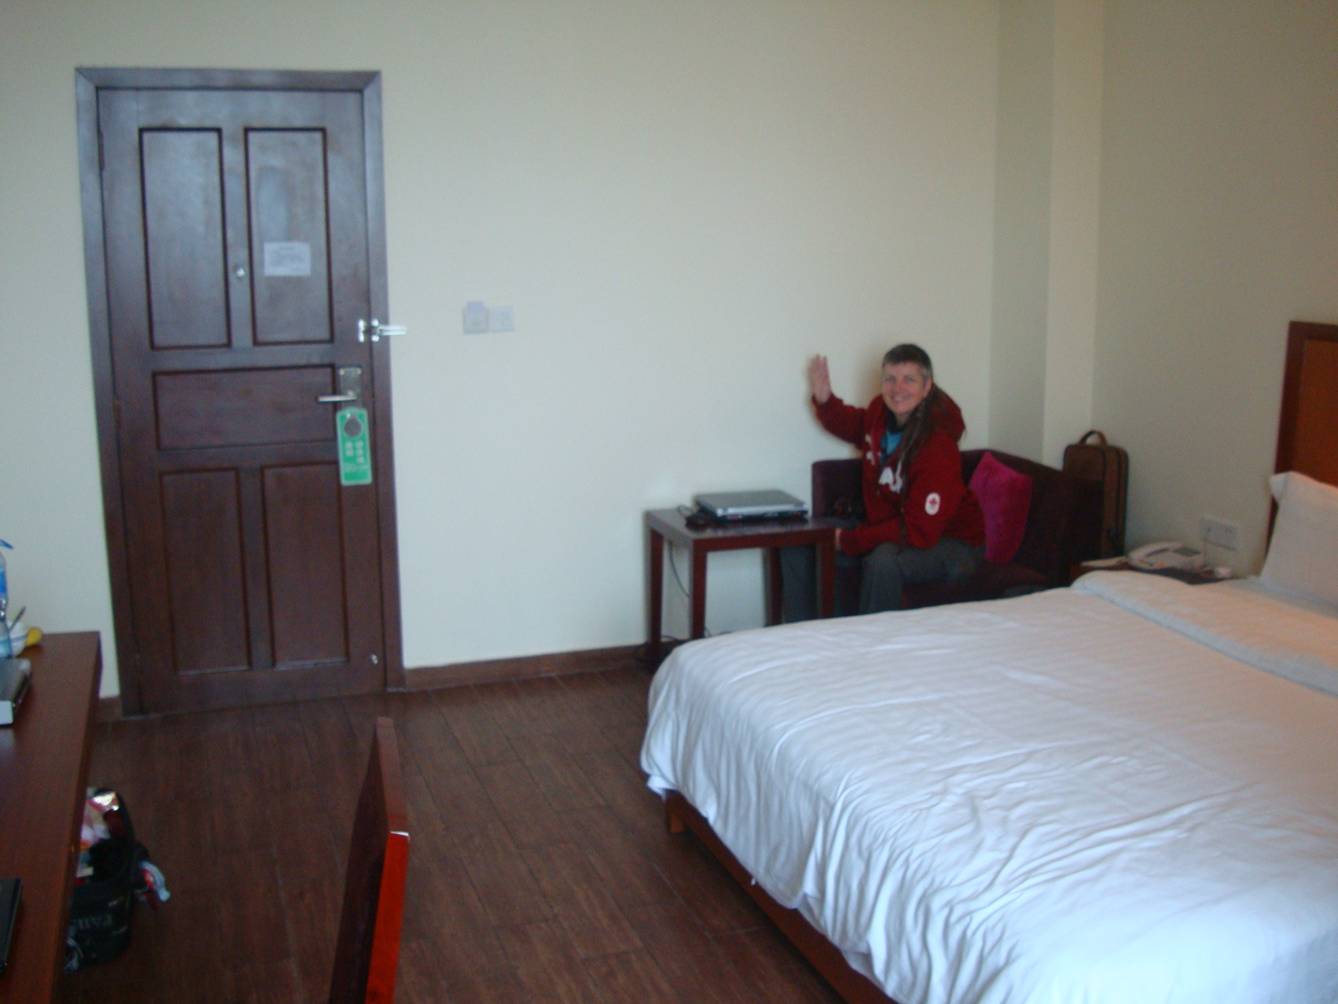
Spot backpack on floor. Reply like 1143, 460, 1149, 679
64, 790, 167, 972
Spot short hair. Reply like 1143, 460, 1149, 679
881, 343, 933, 379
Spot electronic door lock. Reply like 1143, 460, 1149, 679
315, 366, 363, 405
357, 318, 407, 343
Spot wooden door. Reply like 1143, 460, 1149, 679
78, 71, 402, 714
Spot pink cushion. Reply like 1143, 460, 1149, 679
969, 452, 1033, 564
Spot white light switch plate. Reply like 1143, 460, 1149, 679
462, 300, 489, 334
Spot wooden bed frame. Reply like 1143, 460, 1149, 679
1275, 321, 1338, 484
662, 319, 1338, 1004
664, 792, 895, 1003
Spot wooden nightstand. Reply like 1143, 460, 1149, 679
1070, 558, 1231, 586
645, 509, 838, 664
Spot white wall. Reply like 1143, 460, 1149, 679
0, 0, 1000, 695
1039, 0, 1101, 464
989, 0, 1054, 457
10, 0, 1329, 700
989, 0, 1102, 465
1091, 0, 1338, 572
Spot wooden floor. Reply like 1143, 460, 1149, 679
55, 664, 842, 1003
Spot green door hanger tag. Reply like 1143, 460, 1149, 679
337, 406, 373, 486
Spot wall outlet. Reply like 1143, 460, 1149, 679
489, 304, 515, 332
1199, 515, 1239, 551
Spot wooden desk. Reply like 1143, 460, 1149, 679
0, 633, 102, 1002
645, 510, 836, 664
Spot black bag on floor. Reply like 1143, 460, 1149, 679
64, 790, 155, 971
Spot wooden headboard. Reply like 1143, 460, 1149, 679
1275, 320, 1338, 485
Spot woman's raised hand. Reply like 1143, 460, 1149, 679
808, 355, 833, 404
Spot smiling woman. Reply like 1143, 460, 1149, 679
781, 343, 986, 620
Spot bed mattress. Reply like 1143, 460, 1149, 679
641, 573, 1338, 1004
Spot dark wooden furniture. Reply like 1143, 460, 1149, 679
1275, 321, 1338, 486
1069, 558, 1229, 585
645, 509, 837, 664
329, 716, 409, 1004
76, 68, 404, 716
0, 633, 102, 1003
810, 449, 1102, 610
665, 793, 892, 1004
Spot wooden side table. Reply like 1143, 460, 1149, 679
645, 509, 837, 664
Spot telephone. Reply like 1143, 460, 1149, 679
1128, 540, 1206, 571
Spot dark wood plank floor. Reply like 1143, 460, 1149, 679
54, 665, 842, 1003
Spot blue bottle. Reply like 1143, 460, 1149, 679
0, 539, 10, 659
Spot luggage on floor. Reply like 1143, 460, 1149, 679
1062, 430, 1129, 558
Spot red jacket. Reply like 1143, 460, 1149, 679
814, 391, 985, 556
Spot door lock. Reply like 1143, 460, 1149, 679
358, 318, 407, 343
315, 366, 363, 404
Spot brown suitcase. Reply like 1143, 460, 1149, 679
1063, 430, 1128, 558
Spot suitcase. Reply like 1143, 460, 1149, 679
1063, 430, 1128, 558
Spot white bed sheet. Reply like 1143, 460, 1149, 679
641, 575, 1338, 1004
1074, 572, 1338, 697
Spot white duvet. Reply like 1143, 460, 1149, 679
640, 573, 1338, 1004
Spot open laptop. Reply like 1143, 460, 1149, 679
692, 489, 808, 521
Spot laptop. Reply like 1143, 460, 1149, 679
692, 489, 808, 521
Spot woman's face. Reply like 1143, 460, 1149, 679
881, 362, 932, 424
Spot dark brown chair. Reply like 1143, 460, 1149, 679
811, 448, 1103, 611
329, 717, 410, 1004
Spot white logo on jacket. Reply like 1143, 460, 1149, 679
925, 492, 941, 515
878, 464, 904, 493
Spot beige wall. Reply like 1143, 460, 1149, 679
1091, 0, 1338, 572
3, 0, 1333, 699
989, 0, 1102, 465
989, 0, 1054, 457
1039, 0, 1101, 464
0, 1, 1000, 695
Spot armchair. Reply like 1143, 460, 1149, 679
810, 449, 1102, 611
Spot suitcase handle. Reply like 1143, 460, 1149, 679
1077, 429, 1108, 446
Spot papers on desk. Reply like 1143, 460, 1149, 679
0, 659, 31, 726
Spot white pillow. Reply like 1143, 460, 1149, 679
1260, 470, 1338, 607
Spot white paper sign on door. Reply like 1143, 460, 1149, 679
263, 241, 312, 277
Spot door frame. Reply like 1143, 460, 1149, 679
75, 67, 405, 715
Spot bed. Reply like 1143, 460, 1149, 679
640, 321, 1338, 1003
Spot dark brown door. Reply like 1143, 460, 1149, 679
85, 75, 398, 713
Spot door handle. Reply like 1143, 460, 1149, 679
358, 318, 407, 343
316, 366, 363, 405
